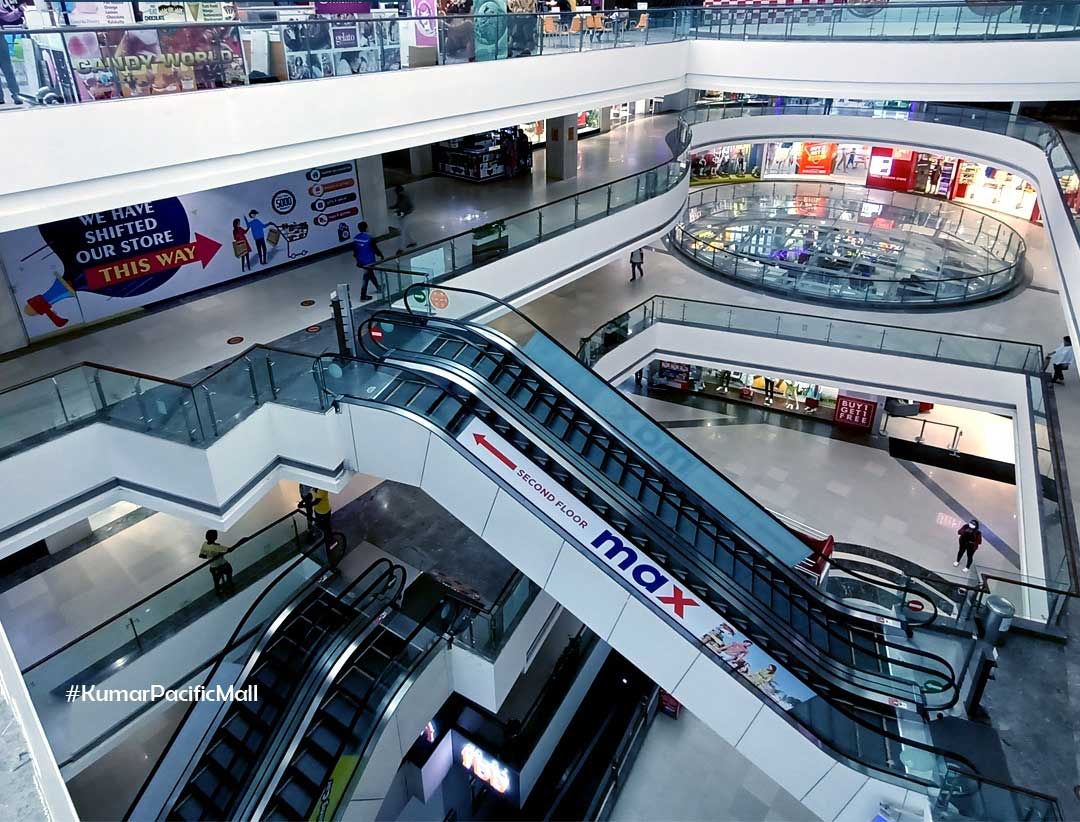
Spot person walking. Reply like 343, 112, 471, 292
954, 519, 983, 571
244, 209, 269, 265
1049, 336, 1073, 384
391, 185, 417, 249
199, 530, 234, 596
629, 247, 645, 281
353, 221, 385, 301
0, 0, 24, 107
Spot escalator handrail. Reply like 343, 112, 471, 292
124, 533, 339, 819
167, 555, 405, 819
828, 559, 944, 626
319, 358, 983, 793
359, 309, 963, 707
22, 508, 311, 677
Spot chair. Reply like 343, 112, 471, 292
635, 13, 649, 30
568, 14, 584, 41
543, 15, 559, 36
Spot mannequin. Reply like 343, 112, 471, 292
784, 380, 800, 410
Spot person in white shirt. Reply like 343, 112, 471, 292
1049, 335, 1074, 384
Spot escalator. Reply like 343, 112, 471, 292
359, 288, 958, 711
128, 558, 406, 821
256, 598, 466, 820
274, 290, 983, 791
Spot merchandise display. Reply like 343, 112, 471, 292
953, 162, 1040, 221
763, 141, 870, 184
434, 127, 533, 182
691, 143, 760, 185
643, 360, 840, 417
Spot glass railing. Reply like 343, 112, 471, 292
5, 5, 1080, 111
373, 123, 691, 306
577, 294, 1044, 374
933, 765, 1063, 822
459, 571, 542, 661
575, 293, 1080, 631
19, 510, 326, 767
676, 181, 1026, 306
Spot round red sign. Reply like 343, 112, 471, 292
430, 290, 449, 310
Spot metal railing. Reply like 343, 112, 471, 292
577, 294, 1044, 374
675, 181, 1026, 307
880, 412, 963, 453
4, 4, 1080, 110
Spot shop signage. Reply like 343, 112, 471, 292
63, 26, 246, 101
461, 743, 510, 793
315, 1, 374, 13
833, 395, 877, 429
796, 142, 836, 176
1, 164, 362, 339
458, 418, 821, 712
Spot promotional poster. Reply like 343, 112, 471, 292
0, 163, 362, 339
63, 25, 246, 100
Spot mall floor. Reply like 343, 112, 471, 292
0, 113, 676, 391
610, 707, 815, 822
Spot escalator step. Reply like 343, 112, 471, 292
171, 794, 209, 822
310, 721, 346, 757
292, 751, 329, 791
277, 780, 318, 821
324, 691, 362, 727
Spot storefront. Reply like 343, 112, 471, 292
645, 360, 840, 417
434, 128, 533, 182
952, 162, 1040, 222
690, 143, 760, 185
865, 147, 961, 199
762, 142, 871, 184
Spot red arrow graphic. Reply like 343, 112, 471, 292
473, 433, 517, 471
84, 233, 224, 291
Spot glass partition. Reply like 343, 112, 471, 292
7, 5, 1080, 115
675, 182, 1025, 308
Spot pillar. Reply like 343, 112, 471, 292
599, 106, 613, 134
1009, 101, 1023, 116
545, 113, 578, 181
660, 90, 689, 113
44, 518, 92, 554
409, 144, 434, 177
354, 155, 390, 238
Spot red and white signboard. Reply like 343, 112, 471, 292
833, 395, 877, 429
459, 418, 831, 713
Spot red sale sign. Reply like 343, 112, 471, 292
833, 395, 877, 429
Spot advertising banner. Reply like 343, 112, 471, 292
865, 146, 916, 192
473, 0, 508, 62
65, 2, 136, 26
1, 164, 362, 339
283, 15, 400, 79
411, 0, 440, 47
439, 0, 475, 63
63, 26, 245, 100
456, 417, 819, 713
833, 395, 877, 429
314, 1, 373, 13
796, 142, 837, 176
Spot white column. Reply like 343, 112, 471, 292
409, 144, 434, 177
545, 114, 579, 181
354, 155, 390, 238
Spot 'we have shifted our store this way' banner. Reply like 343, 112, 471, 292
0, 163, 362, 339
458, 417, 817, 713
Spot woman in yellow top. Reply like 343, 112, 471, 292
746, 664, 777, 689
312, 489, 333, 545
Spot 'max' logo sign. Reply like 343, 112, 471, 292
460, 417, 720, 639
457, 417, 829, 714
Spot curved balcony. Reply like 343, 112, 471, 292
674, 180, 1026, 307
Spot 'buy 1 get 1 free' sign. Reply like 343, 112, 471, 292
457, 417, 828, 712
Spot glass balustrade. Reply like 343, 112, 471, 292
5, 4, 1080, 112
20, 512, 325, 767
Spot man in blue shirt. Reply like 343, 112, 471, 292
244, 210, 269, 265
353, 221, 385, 301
